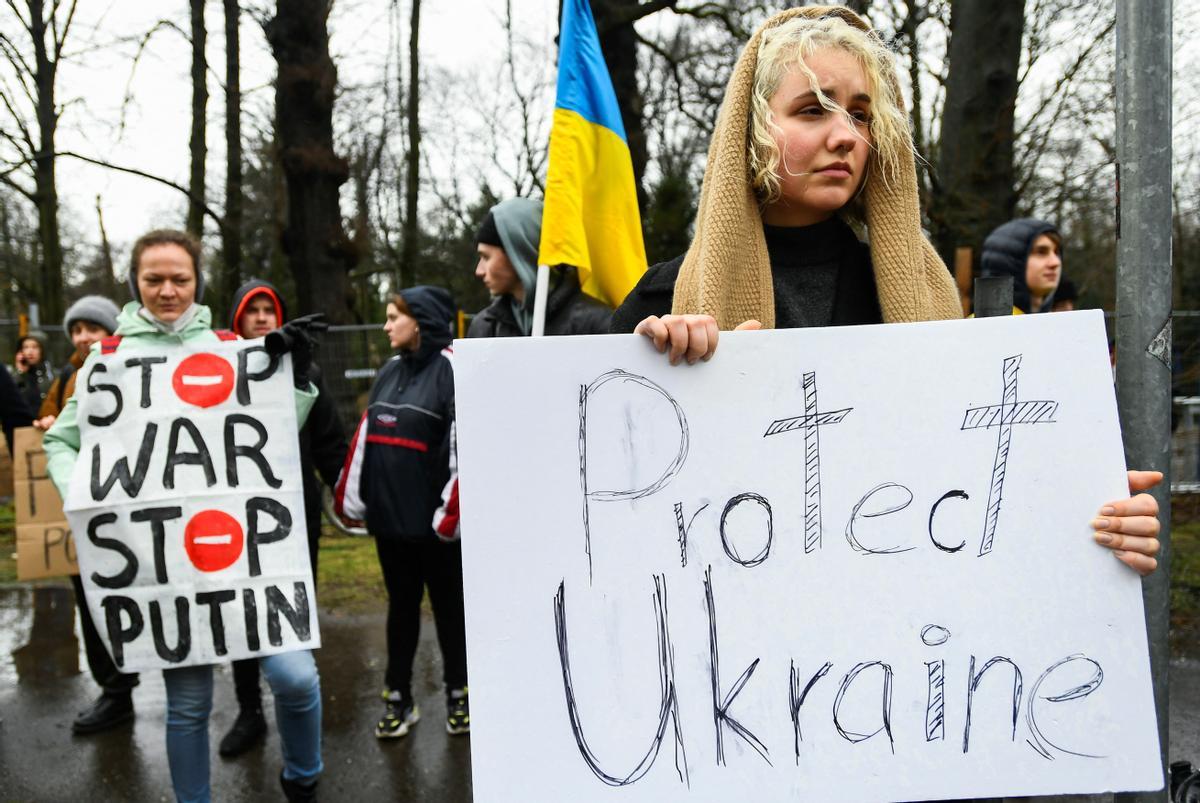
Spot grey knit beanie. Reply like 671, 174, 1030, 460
63, 295, 120, 337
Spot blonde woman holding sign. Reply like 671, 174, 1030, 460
611, 6, 1160, 575
43, 230, 325, 803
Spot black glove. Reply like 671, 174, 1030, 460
265, 313, 328, 388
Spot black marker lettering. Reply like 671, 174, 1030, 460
704, 566, 770, 766
85, 363, 123, 426
150, 597, 191, 662
163, 418, 217, 490
224, 414, 282, 488
962, 655, 1023, 753
196, 589, 237, 656
579, 370, 689, 580
91, 423, 157, 500
553, 576, 689, 787
86, 512, 137, 588
237, 345, 281, 405
102, 595, 143, 668
246, 497, 292, 577
266, 582, 312, 645
124, 356, 167, 408
832, 662, 895, 753
131, 506, 183, 584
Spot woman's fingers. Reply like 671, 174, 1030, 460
1099, 491, 1159, 521
734, 319, 763, 331
1111, 549, 1158, 577
634, 316, 669, 353
1093, 489, 1161, 576
1127, 470, 1163, 494
636, 314, 721, 364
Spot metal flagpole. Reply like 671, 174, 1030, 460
1114, 1, 1173, 801
531, 264, 551, 337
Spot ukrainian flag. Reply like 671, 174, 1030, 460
538, 0, 647, 308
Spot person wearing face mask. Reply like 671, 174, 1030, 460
42, 229, 325, 803
335, 286, 469, 741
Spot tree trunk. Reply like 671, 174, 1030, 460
188, 0, 208, 238
591, 0, 648, 210
401, 0, 420, 287
901, 0, 929, 211
29, 0, 64, 323
929, 0, 1025, 272
266, 0, 356, 323
222, 0, 243, 296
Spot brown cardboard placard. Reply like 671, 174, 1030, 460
14, 477, 66, 524
12, 426, 48, 483
16, 521, 77, 580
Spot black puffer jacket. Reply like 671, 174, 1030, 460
468, 267, 611, 338
335, 286, 460, 542
979, 218, 1059, 314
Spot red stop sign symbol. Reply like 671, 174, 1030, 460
172, 353, 235, 408
184, 510, 244, 572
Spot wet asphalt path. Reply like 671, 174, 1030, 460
0, 585, 472, 802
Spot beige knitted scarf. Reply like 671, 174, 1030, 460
671, 5, 963, 328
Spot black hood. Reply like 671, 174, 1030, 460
979, 218, 1059, 313
229, 278, 288, 331
399, 285, 456, 361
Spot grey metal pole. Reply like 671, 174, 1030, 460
1114, 1, 1173, 801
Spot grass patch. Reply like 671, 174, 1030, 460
1172, 495, 1200, 657
0, 501, 15, 584
316, 526, 386, 614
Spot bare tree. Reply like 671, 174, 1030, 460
0, 0, 78, 322
221, 0, 242, 294
929, 0, 1026, 270
188, 0, 207, 237
265, 0, 357, 323
401, 0, 420, 284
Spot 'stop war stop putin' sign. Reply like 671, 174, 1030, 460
63, 339, 319, 673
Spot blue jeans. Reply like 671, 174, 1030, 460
163, 651, 323, 803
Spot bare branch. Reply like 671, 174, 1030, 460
5, 0, 34, 38
54, 0, 79, 58
2, 150, 228, 230
0, 172, 36, 202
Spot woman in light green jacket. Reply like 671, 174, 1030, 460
44, 229, 323, 803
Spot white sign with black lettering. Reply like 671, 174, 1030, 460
64, 339, 319, 672
453, 311, 1160, 802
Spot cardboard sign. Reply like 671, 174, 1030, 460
453, 311, 1161, 802
13, 427, 78, 579
63, 340, 319, 672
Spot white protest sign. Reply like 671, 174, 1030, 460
64, 339, 319, 673
453, 311, 1160, 803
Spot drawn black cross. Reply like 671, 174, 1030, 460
961, 354, 1059, 556
763, 372, 852, 553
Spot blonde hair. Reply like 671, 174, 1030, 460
748, 14, 912, 207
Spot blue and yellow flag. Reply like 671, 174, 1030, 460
538, 0, 647, 308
